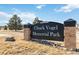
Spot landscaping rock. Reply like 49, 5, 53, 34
5, 37, 15, 41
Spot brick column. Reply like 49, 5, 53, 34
64, 19, 76, 49
24, 24, 32, 40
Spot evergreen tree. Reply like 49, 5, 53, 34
33, 17, 43, 24
4, 25, 7, 30
8, 14, 22, 31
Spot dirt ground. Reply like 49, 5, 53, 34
0, 30, 78, 55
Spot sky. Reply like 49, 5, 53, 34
0, 4, 79, 26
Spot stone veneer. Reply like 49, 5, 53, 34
64, 27, 76, 49
24, 28, 31, 40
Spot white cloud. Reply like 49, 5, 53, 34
36, 5, 46, 9
11, 8, 22, 14
0, 8, 37, 25
18, 12, 36, 24
11, 8, 36, 18
55, 4, 79, 12
0, 11, 12, 17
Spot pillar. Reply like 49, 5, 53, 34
64, 19, 76, 49
24, 24, 32, 40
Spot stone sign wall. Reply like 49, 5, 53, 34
24, 19, 77, 49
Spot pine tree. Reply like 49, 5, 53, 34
8, 14, 22, 31
33, 17, 43, 24
4, 25, 7, 30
